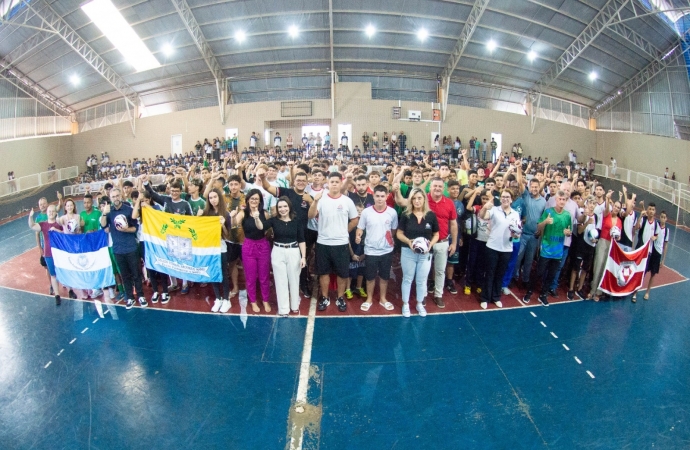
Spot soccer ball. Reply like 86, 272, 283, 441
66, 218, 79, 233
508, 219, 522, 237
113, 214, 129, 231
609, 226, 621, 240
588, 227, 599, 241
411, 237, 430, 254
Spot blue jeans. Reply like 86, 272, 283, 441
502, 240, 521, 288
514, 233, 539, 283
401, 247, 432, 304
548, 245, 569, 291
470, 147, 478, 159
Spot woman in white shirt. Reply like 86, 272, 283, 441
479, 189, 521, 309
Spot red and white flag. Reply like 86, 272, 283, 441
598, 240, 651, 296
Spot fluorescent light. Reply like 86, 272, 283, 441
589, 71, 598, 81
487, 40, 497, 51
528, 50, 537, 61
235, 30, 246, 43
417, 28, 428, 42
288, 25, 299, 38
70, 75, 80, 85
162, 44, 174, 56
81, 0, 160, 73
365, 25, 376, 38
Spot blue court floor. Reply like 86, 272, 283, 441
1, 214, 690, 449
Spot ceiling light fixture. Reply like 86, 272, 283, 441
81, 0, 160, 73
235, 30, 246, 43
589, 71, 598, 81
288, 25, 299, 38
417, 28, 428, 42
162, 44, 174, 56
70, 75, 80, 85
487, 40, 497, 51
365, 25, 376, 38
528, 50, 537, 61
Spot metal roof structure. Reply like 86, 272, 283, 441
0, 0, 687, 125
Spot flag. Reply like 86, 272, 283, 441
50, 230, 115, 289
140, 207, 222, 283
598, 240, 651, 296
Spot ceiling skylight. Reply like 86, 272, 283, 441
81, 0, 161, 72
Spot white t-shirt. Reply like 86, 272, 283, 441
654, 225, 668, 254
639, 218, 658, 246
593, 200, 606, 230
357, 206, 398, 256
486, 206, 521, 252
306, 184, 327, 231
250, 135, 257, 147
274, 136, 281, 146
341, 135, 348, 145
316, 193, 358, 246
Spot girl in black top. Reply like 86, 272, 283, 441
232, 189, 271, 313
203, 188, 232, 313
267, 197, 307, 316
396, 188, 439, 317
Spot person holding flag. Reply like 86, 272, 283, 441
28, 205, 63, 305
523, 190, 572, 307
589, 191, 622, 301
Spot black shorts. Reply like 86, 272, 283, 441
316, 243, 350, 278
364, 252, 393, 281
306, 229, 318, 248
570, 243, 595, 273
647, 249, 662, 275
228, 242, 242, 263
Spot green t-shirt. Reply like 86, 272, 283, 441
188, 197, 206, 216
539, 207, 571, 259
80, 209, 102, 233
35, 212, 48, 248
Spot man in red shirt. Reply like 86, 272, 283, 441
427, 178, 458, 308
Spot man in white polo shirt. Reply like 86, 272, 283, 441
355, 185, 398, 313
308, 172, 359, 312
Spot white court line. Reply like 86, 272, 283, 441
550, 332, 558, 339
289, 296, 318, 450
540, 321, 547, 327
562, 344, 570, 351
69, 338, 76, 344
574, 357, 582, 364
92, 318, 99, 324
57, 349, 64, 356
530, 311, 537, 318
43, 361, 51, 369
80, 328, 88, 334
586, 370, 596, 379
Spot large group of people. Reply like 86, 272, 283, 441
33, 138, 670, 316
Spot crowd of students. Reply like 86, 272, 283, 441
33, 143, 669, 315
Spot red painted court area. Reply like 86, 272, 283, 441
2, 248, 686, 316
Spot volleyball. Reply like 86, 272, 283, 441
508, 219, 522, 237
411, 237, 430, 254
65, 218, 79, 234
610, 226, 621, 240
583, 224, 598, 246
113, 214, 129, 230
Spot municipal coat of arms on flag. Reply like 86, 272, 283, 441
50, 229, 116, 289
598, 240, 651, 296
140, 207, 222, 283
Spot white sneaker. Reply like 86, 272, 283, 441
495, 301, 503, 308
480, 302, 488, 309
416, 303, 427, 317
502, 287, 510, 295
90, 289, 103, 298
219, 299, 231, 313
402, 303, 411, 318
211, 299, 222, 313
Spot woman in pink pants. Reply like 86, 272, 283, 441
231, 189, 271, 313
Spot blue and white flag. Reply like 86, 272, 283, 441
50, 230, 115, 289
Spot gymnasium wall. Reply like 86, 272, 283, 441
596, 130, 690, 183
70, 82, 597, 170
0, 134, 72, 178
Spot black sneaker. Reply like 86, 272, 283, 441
548, 289, 558, 298
160, 293, 170, 304
125, 299, 135, 310
523, 291, 532, 304
300, 285, 311, 298
336, 297, 347, 312
576, 290, 586, 299
49, 286, 54, 296
55, 295, 61, 306
151, 292, 159, 304
567, 290, 574, 300
68, 289, 77, 299
446, 281, 458, 295
538, 295, 550, 307
427, 283, 435, 294
318, 296, 330, 311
